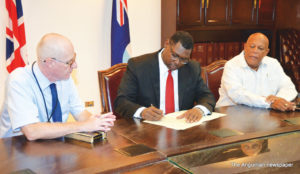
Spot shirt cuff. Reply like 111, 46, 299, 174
133, 107, 146, 119
262, 96, 272, 108
194, 105, 211, 116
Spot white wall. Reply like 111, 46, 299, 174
0, 0, 161, 114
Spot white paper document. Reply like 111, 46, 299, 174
144, 111, 226, 130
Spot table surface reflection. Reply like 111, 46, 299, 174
169, 131, 300, 174
112, 105, 300, 156
0, 131, 165, 174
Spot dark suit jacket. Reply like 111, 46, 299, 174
114, 50, 216, 118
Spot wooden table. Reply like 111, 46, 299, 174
169, 131, 300, 173
122, 160, 186, 174
0, 131, 165, 174
1, 105, 299, 173
112, 105, 300, 156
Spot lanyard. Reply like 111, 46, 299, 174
31, 61, 58, 122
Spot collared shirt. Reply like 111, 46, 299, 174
134, 49, 210, 118
216, 51, 298, 108
158, 48, 179, 113
0, 63, 84, 138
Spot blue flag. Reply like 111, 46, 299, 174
111, 0, 131, 66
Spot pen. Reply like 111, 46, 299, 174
150, 104, 164, 116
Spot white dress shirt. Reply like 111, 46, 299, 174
158, 49, 179, 113
216, 51, 298, 108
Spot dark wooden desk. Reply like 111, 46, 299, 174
0, 131, 165, 174
169, 131, 300, 173
122, 160, 185, 174
112, 105, 300, 157
1, 105, 299, 173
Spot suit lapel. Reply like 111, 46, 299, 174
178, 65, 189, 109
150, 52, 160, 107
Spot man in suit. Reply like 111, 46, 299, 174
114, 31, 215, 123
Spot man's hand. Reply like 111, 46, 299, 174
266, 95, 295, 111
265, 95, 277, 104
141, 105, 163, 121
82, 112, 116, 132
21, 112, 116, 141
176, 108, 203, 123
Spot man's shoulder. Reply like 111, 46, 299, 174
10, 65, 28, 75
8, 66, 32, 85
225, 52, 245, 68
186, 60, 201, 69
128, 51, 159, 67
178, 60, 201, 75
262, 56, 280, 65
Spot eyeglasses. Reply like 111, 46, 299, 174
51, 53, 76, 67
170, 47, 190, 64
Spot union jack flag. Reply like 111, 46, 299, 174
5, 0, 27, 73
111, 0, 131, 66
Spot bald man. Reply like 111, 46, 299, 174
0, 33, 116, 140
216, 33, 297, 111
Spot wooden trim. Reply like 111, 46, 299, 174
98, 63, 127, 114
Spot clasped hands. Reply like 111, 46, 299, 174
266, 95, 296, 112
141, 105, 204, 123
84, 112, 116, 132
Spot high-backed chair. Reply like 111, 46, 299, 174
278, 29, 300, 91
98, 63, 127, 118
203, 60, 227, 101
201, 66, 207, 85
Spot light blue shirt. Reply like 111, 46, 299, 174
0, 63, 84, 138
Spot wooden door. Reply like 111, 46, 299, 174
257, 0, 276, 25
205, 0, 230, 25
177, 0, 204, 26
231, 0, 257, 25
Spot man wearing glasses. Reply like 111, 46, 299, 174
114, 31, 215, 123
0, 33, 116, 140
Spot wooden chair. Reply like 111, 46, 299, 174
98, 63, 127, 117
203, 60, 227, 101
278, 29, 300, 91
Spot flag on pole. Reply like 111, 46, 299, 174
5, 0, 27, 73
111, 0, 131, 66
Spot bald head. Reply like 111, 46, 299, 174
36, 33, 77, 82
37, 33, 74, 62
247, 33, 269, 47
244, 33, 270, 70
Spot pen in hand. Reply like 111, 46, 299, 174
143, 104, 163, 121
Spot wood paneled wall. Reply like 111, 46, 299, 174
276, 0, 300, 29
161, 0, 300, 58
161, 0, 176, 46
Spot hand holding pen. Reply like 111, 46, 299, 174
141, 104, 163, 121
